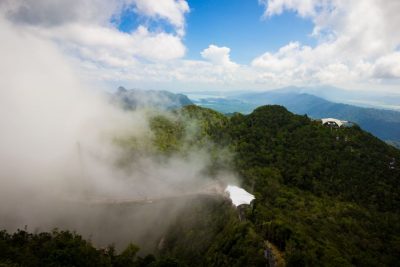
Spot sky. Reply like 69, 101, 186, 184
1, 0, 400, 93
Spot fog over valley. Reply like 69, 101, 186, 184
0, 16, 240, 251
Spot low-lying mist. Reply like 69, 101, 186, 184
0, 17, 237, 251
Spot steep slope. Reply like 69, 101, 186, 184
106, 104, 268, 266
150, 105, 400, 266
226, 105, 400, 266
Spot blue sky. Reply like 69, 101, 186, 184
116, 0, 316, 64
185, 0, 316, 64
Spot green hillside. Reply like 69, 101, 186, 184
1, 105, 399, 266
113, 105, 400, 266
226, 105, 400, 266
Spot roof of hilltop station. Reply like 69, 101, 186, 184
225, 185, 255, 206
321, 118, 348, 127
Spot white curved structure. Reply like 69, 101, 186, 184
321, 118, 348, 127
225, 185, 255, 206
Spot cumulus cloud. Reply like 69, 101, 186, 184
1, 0, 399, 91
3, 0, 190, 30
1, 0, 188, 66
40, 24, 186, 65
259, 0, 318, 17
373, 52, 400, 79
252, 42, 304, 71
201, 45, 238, 69
2, 0, 126, 26
133, 0, 189, 36
255, 0, 400, 86
80, 43, 247, 90
0, 1, 247, 90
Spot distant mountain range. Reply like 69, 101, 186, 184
236, 86, 400, 111
188, 89, 400, 148
110, 87, 400, 148
112, 87, 193, 110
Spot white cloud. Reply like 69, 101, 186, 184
252, 42, 306, 71
254, 0, 400, 86
132, 0, 189, 36
373, 52, 400, 79
201, 45, 238, 69
259, 0, 318, 17
38, 24, 186, 64
3, 0, 190, 32
1, 0, 189, 65
1, 0, 399, 91
2, 0, 123, 25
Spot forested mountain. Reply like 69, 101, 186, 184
1, 105, 399, 266
240, 91, 400, 143
227, 106, 400, 265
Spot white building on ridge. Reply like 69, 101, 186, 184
321, 118, 350, 127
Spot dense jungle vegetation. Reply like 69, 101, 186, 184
1, 105, 399, 266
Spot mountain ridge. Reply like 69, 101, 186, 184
189, 90, 400, 147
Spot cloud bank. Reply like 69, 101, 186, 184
1, 0, 399, 93
255, 0, 400, 88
